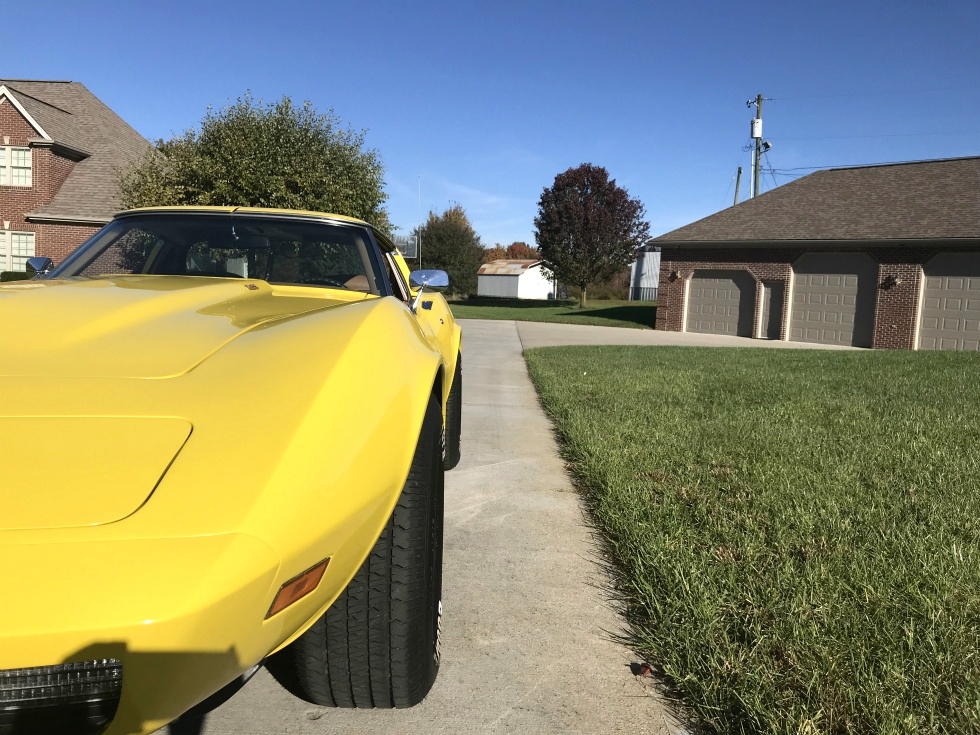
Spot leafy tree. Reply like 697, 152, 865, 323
120, 93, 390, 232
412, 204, 484, 295
483, 243, 508, 263
534, 163, 649, 306
482, 241, 539, 264
505, 241, 539, 260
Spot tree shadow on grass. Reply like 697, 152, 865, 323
454, 297, 577, 310
563, 304, 657, 328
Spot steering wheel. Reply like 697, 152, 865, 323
297, 277, 347, 288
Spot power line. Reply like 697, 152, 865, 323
778, 131, 976, 141
771, 84, 980, 101
762, 152, 779, 191
765, 155, 975, 180
768, 157, 949, 172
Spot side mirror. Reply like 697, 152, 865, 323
409, 269, 449, 313
409, 269, 449, 291
26, 257, 54, 279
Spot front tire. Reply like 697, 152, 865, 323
444, 355, 462, 471
266, 395, 444, 708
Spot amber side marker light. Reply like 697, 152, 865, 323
266, 559, 330, 618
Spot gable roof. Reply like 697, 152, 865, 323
656, 156, 980, 245
478, 259, 551, 276
0, 80, 150, 223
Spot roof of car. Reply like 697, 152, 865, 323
115, 206, 397, 253
118, 206, 371, 226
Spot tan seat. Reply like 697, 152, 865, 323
344, 275, 370, 292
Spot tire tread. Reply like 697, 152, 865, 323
266, 396, 443, 708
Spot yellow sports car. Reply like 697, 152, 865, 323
0, 207, 462, 734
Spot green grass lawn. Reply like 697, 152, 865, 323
448, 297, 656, 329
524, 346, 980, 735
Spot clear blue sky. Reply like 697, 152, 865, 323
6, 0, 978, 245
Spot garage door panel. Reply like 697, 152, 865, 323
919, 253, 980, 351
790, 253, 877, 347
686, 270, 754, 337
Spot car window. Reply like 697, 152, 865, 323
52, 214, 383, 294
71, 226, 163, 276
383, 252, 411, 302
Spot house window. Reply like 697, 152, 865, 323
0, 231, 36, 271
0, 146, 32, 186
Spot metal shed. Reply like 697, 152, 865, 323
629, 246, 660, 301
477, 260, 556, 300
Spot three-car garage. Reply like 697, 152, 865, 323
676, 251, 980, 351
655, 157, 980, 351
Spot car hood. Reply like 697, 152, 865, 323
0, 416, 192, 530
0, 276, 366, 378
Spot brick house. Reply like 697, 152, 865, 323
655, 156, 980, 350
0, 80, 149, 274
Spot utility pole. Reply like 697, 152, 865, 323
746, 94, 772, 197
750, 94, 763, 197
734, 166, 742, 206
417, 176, 423, 268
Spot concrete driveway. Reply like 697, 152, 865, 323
512, 319, 858, 349
172, 319, 682, 735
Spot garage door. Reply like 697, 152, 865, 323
686, 270, 754, 336
918, 253, 980, 351
790, 254, 877, 347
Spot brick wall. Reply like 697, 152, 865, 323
0, 97, 94, 265
870, 248, 935, 350
0, 99, 35, 147
656, 245, 954, 350
33, 222, 101, 263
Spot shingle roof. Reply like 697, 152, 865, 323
478, 259, 549, 276
656, 157, 980, 244
0, 80, 150, 223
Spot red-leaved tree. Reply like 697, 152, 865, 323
483, 244, 508, 263
505, 241, 539, 260
533, 164, 649, 306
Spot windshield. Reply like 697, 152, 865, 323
50, 213, 383, 294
